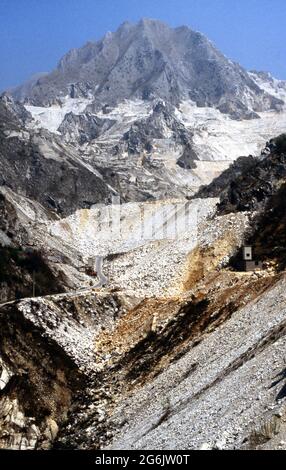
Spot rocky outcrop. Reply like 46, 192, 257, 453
0, 95, 116, 215
196, 138, 286, 214
58, 112, 116, 144
123, 101, 194, 154
0, 93, 32, 127
0, 246, 61, 303
195, 138, 286, 273
194, 155, 257, 200
232, 181, 286, 273
0, 289, 138, 449
0, 189, 63, 302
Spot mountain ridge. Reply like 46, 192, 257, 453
4, 19, 286, 209
10, 18, 284, 119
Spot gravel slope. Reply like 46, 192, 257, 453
108, 275, 286, 450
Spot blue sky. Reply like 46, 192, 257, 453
0, 0, 285, 91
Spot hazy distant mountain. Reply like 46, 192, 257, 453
12, 18, 283, 119
10, 72, 49, 101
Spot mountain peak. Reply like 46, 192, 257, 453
138, 17, 167, 27
117, 20, 134, 32
9, 19, 284, 117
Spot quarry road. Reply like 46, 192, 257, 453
94, 256, 108, 288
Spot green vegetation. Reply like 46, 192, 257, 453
0, 246, 23, 282
0, 245, 60, 299
271, 134, 286, 154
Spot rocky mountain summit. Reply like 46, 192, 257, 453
12, 19, 283, 119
